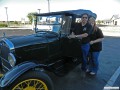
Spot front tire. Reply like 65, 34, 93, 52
0, 59, 3, 78
9, 70, 54, 90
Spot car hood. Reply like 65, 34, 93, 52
4, 33, 48, 49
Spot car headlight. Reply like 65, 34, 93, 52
8, 53, 16, 67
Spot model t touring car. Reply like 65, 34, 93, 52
0, 9, 96, 90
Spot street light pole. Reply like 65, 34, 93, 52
37, 9, 41, 14
47, 0, 50, 12
5, 7, 9, 27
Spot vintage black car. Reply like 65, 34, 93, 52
0, 9, 96, 90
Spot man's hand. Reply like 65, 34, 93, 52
90, 41, 95, 45
68, 34, 75, 39
68, 32, 75, 39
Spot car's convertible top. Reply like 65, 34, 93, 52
35, 9, 97, 19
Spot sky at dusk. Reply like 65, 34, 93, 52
0, 0, 120, 21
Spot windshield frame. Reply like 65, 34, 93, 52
34, 15, 62, 34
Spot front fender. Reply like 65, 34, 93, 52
0, 61, 46, 87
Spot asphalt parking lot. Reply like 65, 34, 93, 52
0, 28, 120, 90
52, 36, 120, 90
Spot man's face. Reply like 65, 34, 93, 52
81, 14, 88, 23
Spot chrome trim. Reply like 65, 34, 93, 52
2, 38, 14, 50
0, 56, 9, 63
2, 63, 10, 71
0, 56, 10, 71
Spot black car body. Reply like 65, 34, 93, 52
0, 9, 97, 90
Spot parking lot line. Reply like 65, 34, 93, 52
103, 66, 120, 90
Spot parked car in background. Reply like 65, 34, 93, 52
0, 9, 96, 90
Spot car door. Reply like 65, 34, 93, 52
61, 15, 82, 58
45, 32, 61, 60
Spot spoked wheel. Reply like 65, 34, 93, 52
8, 70, 54, 90
12, 79, 48, 90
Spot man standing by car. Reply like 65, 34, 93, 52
69, 13, 92, 72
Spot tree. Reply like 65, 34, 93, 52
27, 12, 37, 24
96, 20, 102, 24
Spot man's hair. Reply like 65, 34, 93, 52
81, 13, 89, 17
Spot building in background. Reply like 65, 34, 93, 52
110, 14, 120, 25
103, 14, 120, 26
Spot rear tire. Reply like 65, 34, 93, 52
0, 59, 3, 78
9, 70, 54, 90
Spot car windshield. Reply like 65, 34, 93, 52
35, 15, 62, 33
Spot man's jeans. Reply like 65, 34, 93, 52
81, 43, 90, 71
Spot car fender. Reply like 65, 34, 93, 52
0, 61, 46, 87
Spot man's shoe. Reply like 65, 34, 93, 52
89, 72, 96, 75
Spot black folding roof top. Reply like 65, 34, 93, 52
34, 9, 97, 19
